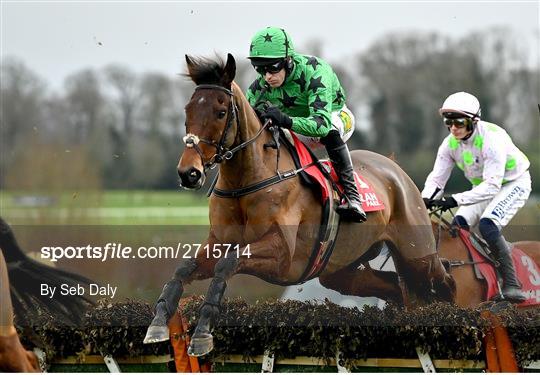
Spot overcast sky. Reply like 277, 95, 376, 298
1, 1, 538, 91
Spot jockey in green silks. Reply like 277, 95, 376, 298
246, 26, 366, 223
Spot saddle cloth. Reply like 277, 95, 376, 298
288, 131, 385, 211
458, 228, 540, 306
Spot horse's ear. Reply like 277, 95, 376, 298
185, 54, 194, 68
185, 55, 196, 80
222, 53, 236, 86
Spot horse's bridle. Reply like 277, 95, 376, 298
183, 83, 313, 198
183, 84, 272, 175
182, 84, 240, 172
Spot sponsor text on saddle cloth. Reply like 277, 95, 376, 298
458, 228, 540, 306
291, 133, 385, 210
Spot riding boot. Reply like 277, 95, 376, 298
490, 236, 526, 303
326, 143, 367, 223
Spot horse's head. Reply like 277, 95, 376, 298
178, 53, 237, 190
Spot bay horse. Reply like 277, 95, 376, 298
0, 217, 93, 371
346, 213, 540, 308
144, 54, 455, 356
430, 211, 540, 308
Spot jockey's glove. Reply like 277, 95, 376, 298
422, 197, 433, 209
253, 101, 273, 119
261, 106, 293, 129
431, 196, 458, 211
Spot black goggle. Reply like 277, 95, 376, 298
252, 60, 286, 75
444, 118, 471, 128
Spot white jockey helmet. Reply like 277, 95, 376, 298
439, 92, 481, 119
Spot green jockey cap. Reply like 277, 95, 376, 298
248, 27, 295, 59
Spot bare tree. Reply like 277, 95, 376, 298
0, 57, 47, 187
460, 27, 535, 144
139, 72, 174, 135
103, 64, 140, 136
64, 69, 104, 142
359, 32, 456, 154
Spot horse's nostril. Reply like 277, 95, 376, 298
189, 168, 201, 180
179, 167, 203, 188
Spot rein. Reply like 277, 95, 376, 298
430, 209, 492, 269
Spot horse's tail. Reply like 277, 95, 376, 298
1, 217, 94, 325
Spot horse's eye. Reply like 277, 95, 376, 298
217, 110, 227, 119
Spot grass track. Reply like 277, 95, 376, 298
0, 190, 210, 225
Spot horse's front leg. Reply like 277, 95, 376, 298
144, 236, 218, 344
188, 228, 291, 356
187, 251, 240, 356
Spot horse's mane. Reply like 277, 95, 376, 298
184, 55, 227, 86
183, 54, 251, 115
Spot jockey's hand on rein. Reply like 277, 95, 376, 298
422, 197, 434, 210
252, 100, 271, 119
261, 106, 293, 129
431, 196, 458, 211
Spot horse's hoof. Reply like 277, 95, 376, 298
187, 333, 214, 356
143, 325, 169, 344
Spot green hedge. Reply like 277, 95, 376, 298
181, 297, 487, 368
16, 297, 539, 369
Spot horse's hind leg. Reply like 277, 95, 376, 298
319, 264, 403, 304
391, 245, 456, 304
413, 253, 455, 303
430, 255, 457, 302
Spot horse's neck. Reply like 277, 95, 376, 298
218, 83, 274, 188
